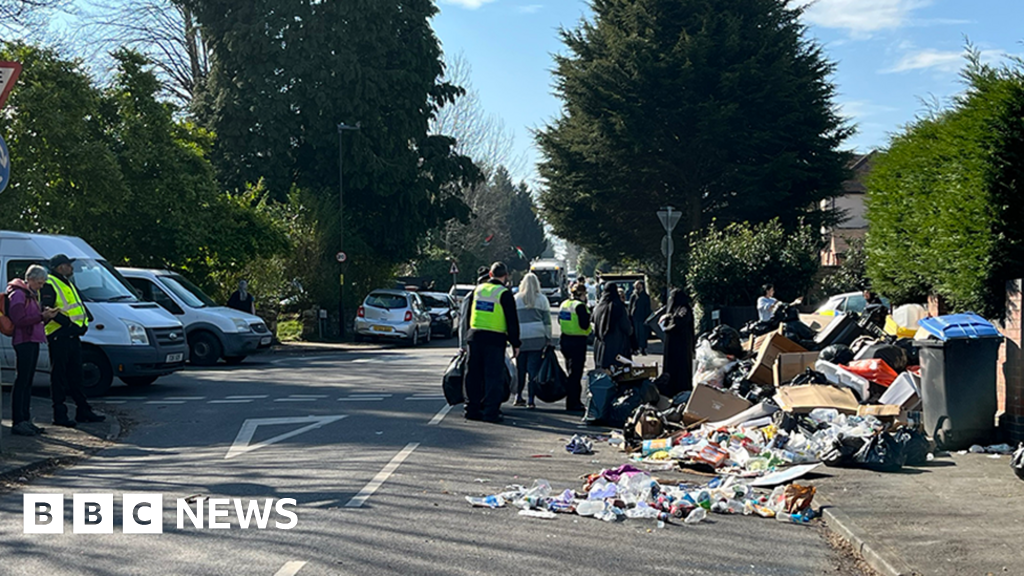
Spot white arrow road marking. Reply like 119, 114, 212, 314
273, 561, 307, 576
225, 415, 348, 459
345, 442, 419, 508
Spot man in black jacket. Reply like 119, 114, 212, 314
40, 254, 104, 427
460, 262, 521, 423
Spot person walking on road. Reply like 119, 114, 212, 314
592, 282, 632, 369
7, 265, 59, 436
629, 281, 652, 356
460, 262, 521, 423
558, 282, 590, 413
660, 288, 695, 397
227, 280, 256, 315
41, 255, 105, 427
513, 272, 552, 408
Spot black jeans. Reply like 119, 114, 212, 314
466, 340, 507, 419
561, 336, 588, 409
515, 349, 543, 404
48, 335, 92, 420
12, 342, 40, 425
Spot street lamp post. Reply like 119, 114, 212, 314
338, 121, 360, 338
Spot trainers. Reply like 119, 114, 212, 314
53, 418, 78, 428
76, 412, 106, 423
12, 422, 37, 436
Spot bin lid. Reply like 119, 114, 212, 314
918, 312, 1001, 341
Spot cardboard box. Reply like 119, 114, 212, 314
683, 384, 754, 425
774, 385, 860, 414
748, 333, 807, 385
773, 351, 820, 386
857, 404, 901, 418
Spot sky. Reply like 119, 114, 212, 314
431, 0, 1024, 184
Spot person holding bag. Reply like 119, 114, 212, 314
514, 272, 552, 408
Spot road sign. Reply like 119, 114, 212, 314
336, 251, 347, 263
0, 134, 9, 195
660, 235, 674, 259
0, 62, 21, 109
657, 206, 681, 233
450, 262, 459, 275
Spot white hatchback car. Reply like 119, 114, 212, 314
354, 290, 433, 345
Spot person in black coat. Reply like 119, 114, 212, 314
628, 281, 652, 355
592, 283, 632, 369
660, 288, 695, 397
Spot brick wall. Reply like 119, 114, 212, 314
997, 279, 1024, 441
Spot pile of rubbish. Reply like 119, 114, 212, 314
466, 466, 817, 526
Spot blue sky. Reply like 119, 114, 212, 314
432, 0, 1024, 183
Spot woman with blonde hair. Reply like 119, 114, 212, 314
513, 272, 552, 408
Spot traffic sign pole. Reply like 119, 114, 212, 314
657, 206, 680, 294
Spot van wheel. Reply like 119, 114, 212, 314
81, 348, 114, 397
223, 355, 247, 365
121, 376, 158, 387
189, 331, 223, 366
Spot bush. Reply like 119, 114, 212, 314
686, 219, 821, 308
821, 237, 868, 295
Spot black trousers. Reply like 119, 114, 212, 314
466, 340, 507, 419
561, 336, 588, 409
12, 342, 40, 425
48, 335, 92, 420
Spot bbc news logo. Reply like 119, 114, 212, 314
24, 494, 298, 534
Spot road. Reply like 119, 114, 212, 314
0, 330, 866, 575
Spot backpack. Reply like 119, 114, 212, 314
0, 279, 33, 337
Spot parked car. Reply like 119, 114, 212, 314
419, 291, 458, 339
449, 283, 476, 306
815, 291, 892, 316
0, 231, 187, 396
354, 290, 432, 345
119, 268, 273, 366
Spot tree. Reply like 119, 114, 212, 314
820, 237, 868, 295
686, 219, 820, 308
1, 0, 69, 33
536, 0, 851, 271
866, 50, 1024, 316
508, 182, 549, 269
187, 0, 480, 309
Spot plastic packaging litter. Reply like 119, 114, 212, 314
684, 507, 707, 524
518, 509, 557, 519
566, 435, 594, 455
466, 495, 506, 508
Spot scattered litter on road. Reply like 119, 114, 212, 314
565, 435, 594, 455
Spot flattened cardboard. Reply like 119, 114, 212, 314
773, 351, 821, 386
683, 384, 753, 425
857, 404, 901, 418
748, 333, 807, 385
774, 385, 860, 414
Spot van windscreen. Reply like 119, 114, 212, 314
72, 260, 139, 303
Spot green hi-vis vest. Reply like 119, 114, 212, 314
559, 299, 591, 336
469, 283, 508, 334
45, 276, 88, 336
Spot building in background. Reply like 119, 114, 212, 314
821, 151, 876, 267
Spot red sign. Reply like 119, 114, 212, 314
0, 62, 22, 110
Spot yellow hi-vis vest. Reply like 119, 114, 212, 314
469, 283, 508, 334
45, 276, 88, 336
559, 299, 591, 336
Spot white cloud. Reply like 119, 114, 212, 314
802, 0, 931, 36
884, 48, 1006, 74
518, 4, 543, 14
441, 0, 497, 9
838, 100, 898, 119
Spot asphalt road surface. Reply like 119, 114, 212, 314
0, 328, 866, 575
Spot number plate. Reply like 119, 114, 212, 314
372, 325, 392, 332
260, 336, 272, 345
165, 353, 184, 363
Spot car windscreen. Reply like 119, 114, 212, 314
533, 269, 560, 288
454, 287, 472, 296
161, 274, 217, 308
421, 295, 449, 309
72, 259, 139, 303
365, 293, 408, 310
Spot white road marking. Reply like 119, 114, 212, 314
345, 442, 420, 508
273, 561, 307, 576
349, 393, 393, 397
165, 396, 206, 401
427, 404, 453, 425
145, 401, 186, 405
274, 398, 317, 402
97, 400, 127, 404
225, 415, 348, 459
405, 396, 446, 401
287, 394, 329, 399
209, 399, 254, 404
227, 395, 268, 399
104, 397, 145, 401
337, 397, 384, 402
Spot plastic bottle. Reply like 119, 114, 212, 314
576, 499, 606, 517
624, 502, 660, 519
697, 490, 711, 510
684, 507, 707, 524
466, 495, 505, 508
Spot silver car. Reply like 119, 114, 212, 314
354, 290, 432, 345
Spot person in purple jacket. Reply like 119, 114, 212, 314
8, 265, 59, 436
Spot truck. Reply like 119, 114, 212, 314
529, 259, 568, 305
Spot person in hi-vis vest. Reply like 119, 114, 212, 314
458, 262, 521, 423
558, 282, 591, 413
39, 254, 105, 427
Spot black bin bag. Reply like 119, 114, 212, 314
442, 351, 466, 405
532, 347, 568, 403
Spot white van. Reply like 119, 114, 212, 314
0, 231, 188, 396
119, 268, 272, 365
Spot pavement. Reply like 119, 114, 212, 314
0, 333, 1018, 575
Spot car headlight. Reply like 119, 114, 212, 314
121, 320, 149, 346
232, 318, 252, 333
